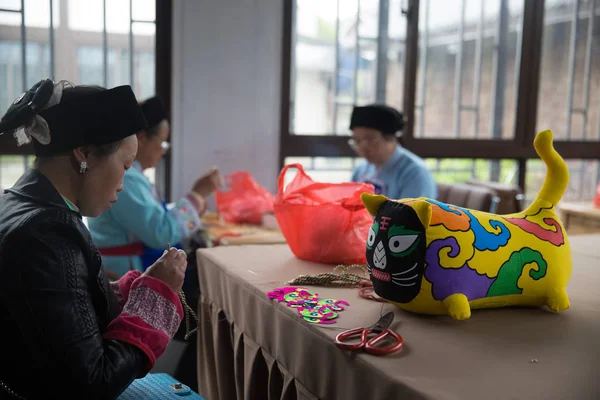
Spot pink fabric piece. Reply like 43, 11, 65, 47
104, 315, 167, 369
103, 275, 183, 369
108, 270, 142, 309
124, 286, 181, 337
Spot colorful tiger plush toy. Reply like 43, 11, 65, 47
361, 130, 571, 320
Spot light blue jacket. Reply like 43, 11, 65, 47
351, 146, 437, 200
88, 161, 201, 276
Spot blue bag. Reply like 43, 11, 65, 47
117, 373, 204, 399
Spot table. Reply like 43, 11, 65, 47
200, 213, 286, 246
195, 235, 600, 400
558, 201, 600, 235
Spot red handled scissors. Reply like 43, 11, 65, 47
334, 312, 404, 356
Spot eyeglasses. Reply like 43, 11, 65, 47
347, 136, 384, 149
161, 141, 171, 152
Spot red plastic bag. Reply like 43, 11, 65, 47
594, 182, 600, 208
215, 171, 275, 225
274, 164, 375, 264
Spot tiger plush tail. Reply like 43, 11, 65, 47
525, 130, 569, 211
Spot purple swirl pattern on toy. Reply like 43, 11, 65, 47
424, 237, 494, 301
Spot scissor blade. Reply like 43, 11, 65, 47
373, 312, 395, 331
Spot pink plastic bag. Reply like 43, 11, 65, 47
274, 164, 374, 264
215, 171, 275, 225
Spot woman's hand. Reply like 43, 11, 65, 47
192, 166, 223, 198
143, 247, 187, 292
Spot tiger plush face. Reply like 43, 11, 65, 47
366, 200, 427, 303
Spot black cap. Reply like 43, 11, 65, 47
0, 80, 147, 156
349, 104, 404, 135
140, 96, 168, 130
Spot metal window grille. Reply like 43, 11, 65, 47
286, 0, 599, 202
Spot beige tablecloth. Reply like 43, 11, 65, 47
196, 235, 600, 400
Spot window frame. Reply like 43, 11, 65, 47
279, 0, 600, 193
155, 0, 172, 201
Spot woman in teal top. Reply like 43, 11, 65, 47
88, 96, 220, 391
88, 96, 222, 278
349, 104, 437, 200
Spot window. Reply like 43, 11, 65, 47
283, 157, 362, 185
281, 0, 600, 204
425, 158, 518, 184
537, 0, 600, 141
415, 0, 524, 140
291, 0, 406, 135
282, 156, 518, 190
0, 155, 33, 189
0, 0, 161, 190
526, 159, 599, 203
0, 42, 51, 114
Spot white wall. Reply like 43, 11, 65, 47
170, 0, 283, 200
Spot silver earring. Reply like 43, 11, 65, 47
79, 161, 88, 174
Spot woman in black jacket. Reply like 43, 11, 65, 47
0, 79, 191, 399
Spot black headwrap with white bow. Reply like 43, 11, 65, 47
0, 78, 70, 146
0, 78, 147, 156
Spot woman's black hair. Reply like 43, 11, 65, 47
91, 140, 123, 157
139, 96, 168, 138
145, 119, 167, 139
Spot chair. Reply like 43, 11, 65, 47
436, 183, 500, 213
466, 179, 525, 214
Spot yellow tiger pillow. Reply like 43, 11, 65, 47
361, 130, 571, 320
